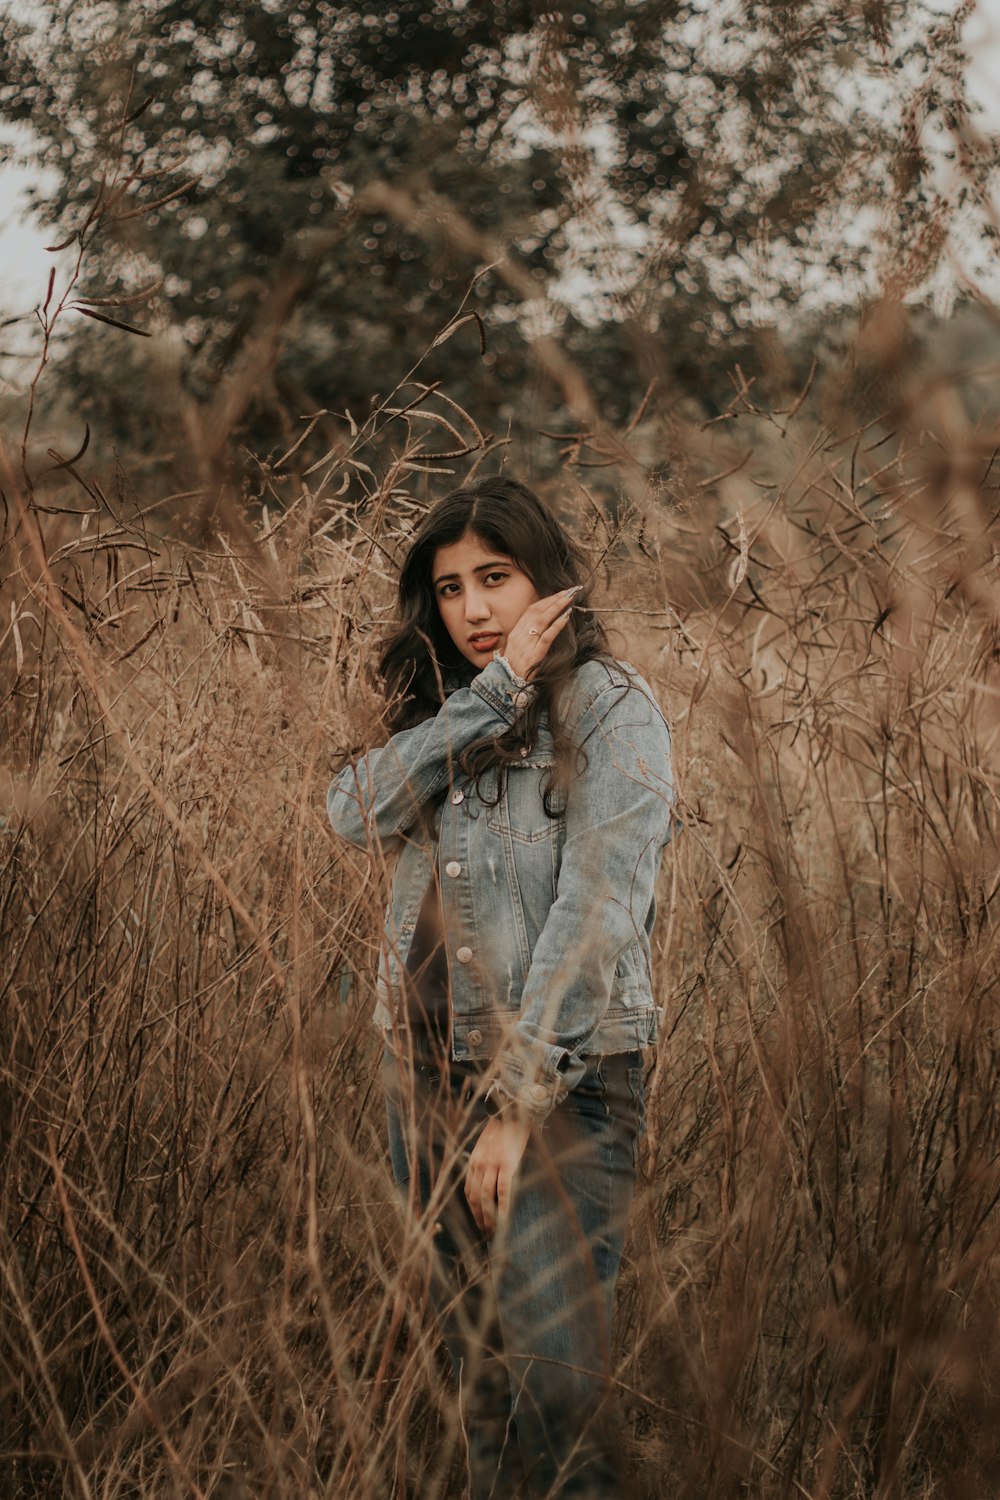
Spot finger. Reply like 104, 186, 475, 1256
480, 1171, 499, 1233
539, 605, 573, 637
532, 586, 581, 623
516, 605, 573, 654
465, 1163, 494, 1232
502, 589, 580, 675
496, 1167, 510, 1225
516, 590, 577, 637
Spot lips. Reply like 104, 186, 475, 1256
468, 632, 501, 652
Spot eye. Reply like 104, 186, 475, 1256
437, 582, 460, 598
484, 571, 509, 586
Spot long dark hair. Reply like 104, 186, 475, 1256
378, 475, 612, 799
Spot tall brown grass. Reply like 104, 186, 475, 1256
3, 312, 1000, 1500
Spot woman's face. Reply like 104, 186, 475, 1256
432, 530, 540, 669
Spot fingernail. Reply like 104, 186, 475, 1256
565, 584, 583, 595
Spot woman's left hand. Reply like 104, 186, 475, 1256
465, 1114, 532, 1233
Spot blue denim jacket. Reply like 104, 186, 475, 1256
326, 655, 675, 1118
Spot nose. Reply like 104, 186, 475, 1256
464, 585, 491, 623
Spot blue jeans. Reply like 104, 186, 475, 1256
383, 1036, 643, 1499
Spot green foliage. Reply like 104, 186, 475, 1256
0, 0, 992, 480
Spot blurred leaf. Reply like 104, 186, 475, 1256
76, 278, 164, 309
432, 312, 487, 356
41, 423, 91, 476
74, 307, 152, 337
123, 94, 154, 125
108, 177, 200, 224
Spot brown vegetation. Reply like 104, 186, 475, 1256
3, 5, 1000, 1488
3, 310, 1000, 1498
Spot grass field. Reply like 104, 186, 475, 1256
2, 367, 1000, 1496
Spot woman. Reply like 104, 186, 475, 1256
327, 476, 675, 1497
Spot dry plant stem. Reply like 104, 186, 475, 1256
48, 1135, 207, 1500
5, 465, 286, 991
352, 178, 686, 505
4, 286, 1000, 1496
287, 606, 373, 1491
0, 1243, 94, 1500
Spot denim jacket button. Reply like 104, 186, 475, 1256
529, 1083, 549, 1102
450, 788, 465, 805
467, 1028, 483, 1045
445, 860, 462, 878
456, 946, 473, 963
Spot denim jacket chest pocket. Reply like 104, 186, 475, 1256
486, 759, 565, 844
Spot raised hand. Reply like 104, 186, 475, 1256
502, 586, 581, 682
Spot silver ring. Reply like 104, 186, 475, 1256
528, 627, 539, 636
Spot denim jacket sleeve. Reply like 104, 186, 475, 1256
493, 675, 675, 1118
326, 657, 519, 853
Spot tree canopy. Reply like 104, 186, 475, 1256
1, 0, 993, 485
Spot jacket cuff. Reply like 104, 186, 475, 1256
469, 658, 526, 725
491, 1042, 587, 1121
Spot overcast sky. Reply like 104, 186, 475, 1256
1, 0, 999, 331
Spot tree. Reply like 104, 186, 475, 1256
1, 0, 992, 503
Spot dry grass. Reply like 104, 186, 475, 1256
2, 333, 1000, 1500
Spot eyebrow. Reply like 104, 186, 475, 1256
432, 559, 511, 588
